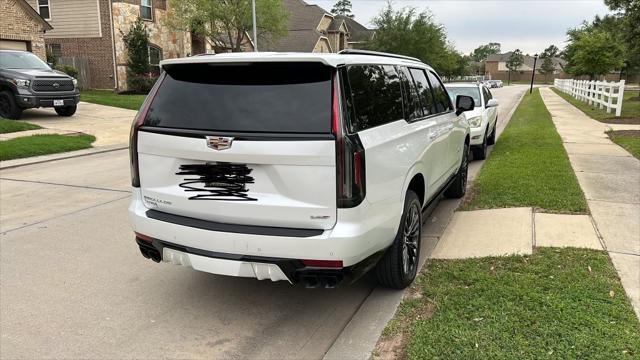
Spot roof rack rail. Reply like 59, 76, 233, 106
338, 49, 421, 63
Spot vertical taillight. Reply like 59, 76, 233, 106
130, 74, 164, 187
333, 72, 366, 208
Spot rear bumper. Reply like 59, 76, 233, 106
129, 189, 398, 283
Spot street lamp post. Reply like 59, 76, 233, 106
530, 54, 538, 94
252, 0, 258, 52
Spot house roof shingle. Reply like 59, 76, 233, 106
263, 0, 330, 52
335, 15, 375, 42
263, 0, 374, 52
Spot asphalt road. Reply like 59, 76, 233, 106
0, 85, 528, 359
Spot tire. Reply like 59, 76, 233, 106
54, 105, 77, 117
444, 141, 469, 199
487, 120, 497, 145
0, 91, 23, 119
376, 190, 422, 289
471, 129, 488, 160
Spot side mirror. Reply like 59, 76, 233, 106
486, 99, 499, 108
455, 95, 475, 116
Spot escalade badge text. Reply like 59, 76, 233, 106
206, 136, 234, 151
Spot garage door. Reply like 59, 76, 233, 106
0, 40, 29, 51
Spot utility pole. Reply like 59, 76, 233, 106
252, 0, 258, 52
530, 54, 538, 94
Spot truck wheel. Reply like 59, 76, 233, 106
54, 105, 77, 117
0, 91, 23, 119
376, 190, 422, 289
444, 141, 469, 199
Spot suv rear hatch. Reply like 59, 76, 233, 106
133, 62, 337, 230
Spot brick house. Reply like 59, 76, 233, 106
264, 0, 372, 53
0, 0, 52, 60
24, 0, 192, 90
485, 52, 567, 82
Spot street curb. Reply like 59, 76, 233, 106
0, 144, 128, 170
322, 86, 530, 360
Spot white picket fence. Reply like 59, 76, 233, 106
554, 79, 626, 116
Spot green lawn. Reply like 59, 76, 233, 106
608, 130, 640, 159
463, 89, 588, 213
0, 118, 42, 134
376, 248, 640, 359
551, 88, 640, 123
0, 134, 96, 161
80, 90, 146, 110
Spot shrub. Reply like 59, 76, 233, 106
126, 74, 156, 94
54, 64, 79, 78
46, 47, 58, 67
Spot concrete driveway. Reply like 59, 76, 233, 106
18, 102, 137, 147
0, 86, 528, 359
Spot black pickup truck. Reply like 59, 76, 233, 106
0, 50, 79, 119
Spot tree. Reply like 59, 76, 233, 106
505, 49, 524, 85
564, 30, 624, 79
604, 0, 639, 93
166, 0, 288, 52
122, 18, 154, 93
438, 46, 469, 80
331, 0, 354, 18
470, 42, 501, 62
366, 5, 450, 73
539, 56, 555, 84
541, 44, 559, 58
122, 18, 150, 75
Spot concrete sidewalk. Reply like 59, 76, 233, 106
540, 87, 640, 318
431, 208, 603, 259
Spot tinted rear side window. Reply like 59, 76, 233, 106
144, 62, 333, 133
398, 67, 423, 121
346, 65, 403, 132
409, 68, 436, 116
426, 71, 452, 113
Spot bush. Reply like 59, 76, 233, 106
126, 74, 156, 94
122, 18, 150, 75
54, 64, 79, 78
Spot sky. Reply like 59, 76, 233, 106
306, 0, 614, 55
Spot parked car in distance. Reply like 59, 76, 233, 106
446, 82, 498, 159
0, 50, 79, 119
129, 50, 476, 289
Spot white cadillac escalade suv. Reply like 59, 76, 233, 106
129, 50, 475, 289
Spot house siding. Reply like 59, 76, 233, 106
44, 0, 115, 89
112, 1, 190, 90
0, 0, 48, 60
313, 37, 331, 53
28, 0, 102, 38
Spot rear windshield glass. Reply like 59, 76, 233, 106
145, 62, 333, 133
445, 86, 481, 107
